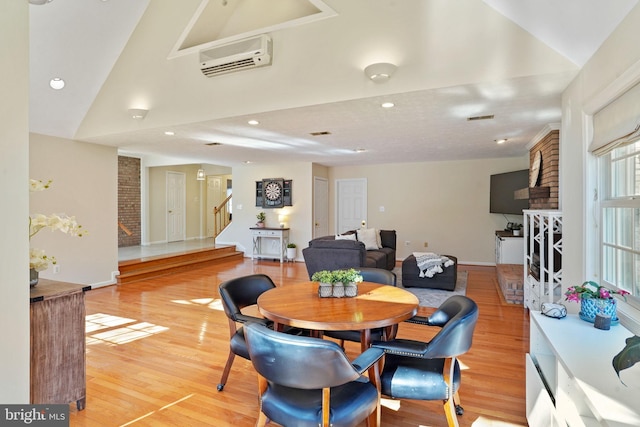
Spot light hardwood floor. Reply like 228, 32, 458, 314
69, 259, 529, 427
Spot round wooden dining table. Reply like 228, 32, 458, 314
257, 281, 419, 352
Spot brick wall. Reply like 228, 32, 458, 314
529, 129, 559, 210
118, 156, 141, 247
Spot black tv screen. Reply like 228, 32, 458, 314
490, 169, 529, 214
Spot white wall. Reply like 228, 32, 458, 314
561, 3, 640, 294
329, 157, 529, 264
30, 134, 119, 287
0, 0, 30, 404
217, 162, 314, 261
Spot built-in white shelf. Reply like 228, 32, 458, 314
527, 311, 640, 426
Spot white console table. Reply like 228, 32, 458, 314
250, 227, 289, 263
527, 311, 640, 426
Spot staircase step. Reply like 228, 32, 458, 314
117, 246, 243, 284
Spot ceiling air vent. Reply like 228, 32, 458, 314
199, 34, 272, 77
467, 115, 494, 121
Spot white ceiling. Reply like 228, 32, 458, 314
28, 0, 638, 167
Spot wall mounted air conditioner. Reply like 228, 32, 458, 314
199, 34, 272, 77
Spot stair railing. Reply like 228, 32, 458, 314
213, 194, 232, 238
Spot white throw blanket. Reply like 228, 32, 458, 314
413, 252, 454, 278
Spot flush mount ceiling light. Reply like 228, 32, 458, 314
364, 62, 397, 83
196, 169, 206, 181
354, 148, 366, 153
128, 108, 148, 120
381, 102, 395, 108
495, 138, 508, 144
164, 131, 175, 136
49, 77, 65, 90
29, 0, 53, 5
248, 119, 260, 125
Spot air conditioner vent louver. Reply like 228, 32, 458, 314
199, 34, 272, 77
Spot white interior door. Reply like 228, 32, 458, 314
336, 178, 367, 233
166, 171, 186, 242
206, 176, 222, 237
313, 177, 329, 238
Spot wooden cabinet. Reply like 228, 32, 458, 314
527, 311, 640, 426
30, 279, 89, 410
250, 227, 289, 263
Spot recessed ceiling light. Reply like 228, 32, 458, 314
128, 108, 148, 120
354, 148, 366, 153
310, 131, 331, 136
248, 120, 259, 125
164, 131, 175, 136
495, 138, 508, 144
381, 102, 395, 108
49, 77, 65, 90
205, 142, 222, 146
243, 160, 252, 164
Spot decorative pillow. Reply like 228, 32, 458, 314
357, 228, 380, 250
335, 233, 356, 241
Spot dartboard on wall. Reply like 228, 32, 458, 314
256, 178, 292, 208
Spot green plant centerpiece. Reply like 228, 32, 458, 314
340, 268, 362, 297
312, 270, 335, 298
286, 243, 296, 248
311, 269, 362, 298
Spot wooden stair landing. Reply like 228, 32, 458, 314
117, 245, 243, 284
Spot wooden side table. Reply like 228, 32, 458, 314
30, 279, 90, 410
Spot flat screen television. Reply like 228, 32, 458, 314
489, 169, 529, 215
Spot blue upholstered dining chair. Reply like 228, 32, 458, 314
323, 267, 398, 346
244, 322, 385, 427
372, 295, 479, 427
217, 274, 307, 391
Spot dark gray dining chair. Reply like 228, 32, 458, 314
244, 322, 384, 427
372, 295, 479, 427
217, 274, 306, 391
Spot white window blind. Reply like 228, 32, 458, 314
591, 80, 640, 155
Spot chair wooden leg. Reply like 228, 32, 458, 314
443, 398, 460, 427
217, 351, 236, 391
442, 357, 460, 427
256, 411, 267, 427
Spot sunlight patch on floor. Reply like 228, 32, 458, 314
472, 416, 526, 426
85, 313, 169, 346
171, 297, 223, 310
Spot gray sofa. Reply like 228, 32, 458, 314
302, 230, 397, 279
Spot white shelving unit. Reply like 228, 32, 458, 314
523, 210, 562, 310
526, 311, 640, 426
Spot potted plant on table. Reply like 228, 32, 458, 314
565, 281, 629, 329
256, 211, 266, 228
312, 270, 335, 298
340, 268, 363, 297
